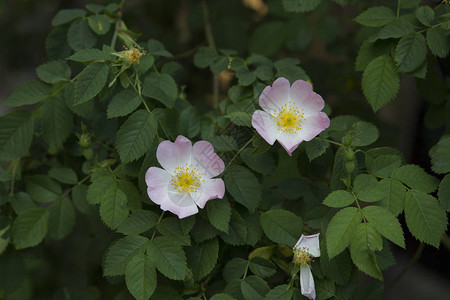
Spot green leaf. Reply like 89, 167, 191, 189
326, 207, 362, 259
320, 246, 352, 285
304, 139, 329, 162
377, 179, 405, 216
5, 80, 50, 107
254, 65, 274, 81
316, 278, 336, 300
426, 27, 450, 58
207, 198, 231, 233
362, 55, 400, 112
243, 212, 263, 246
118, 210, 159, 235
372, 19, 414, 41
429, 135, 450, 174
350, 223, 383, 280
148, 236, 187, 280
48, 196, 76, 240
42, 96, 73, 147
240, 148, 275, 175
241, 276, 270, 300
367, 154, 401, 177
224, 112, 252, 127
86, 4, 105, 13
26, 175, 62, 203
264, 285, 293, 300
330, 147, 347, 191
142, 73, 178, 108
274, 58, 308, 82
186, 238, 219, 280
0, 168, 11, 182
416, 6, 435, 26
323, 190, 355, 208
71, 184, 91, 214
99, 187, 129, 229
0, 110, 33, 161
392, 164, 438, 193
68, 48, 114, 62
350, 121, 379, 146
157, 217, 191, 246
282, 0, 321, 13
125, 253, 157, 300
51, 8, 86, 26
74, 62, 109, 104
224, 165, 261, 212
210, 294, 236, 300
36, 60, 71, 84
395, 33, 427, 73
103, 235, 149, 276
223, 258, 247, 283
354, 282, 384, 300
248, 257, 276, 278
219, 210, 248, 246
87, 15, 111, 35
362, 206, 405, 248
12, 208, 49, 250
354, 6, 395, 27
354, 174, 384, 203
355, 39, 392, 72
148, 39, 173, 57
249, 21, 287, 56
46, 26, 72, 60
49, 167, 78, 185
107, 89, 142, 118
211, 135, 238, 152
86, 173, 116, 204
438, 174, 450, 211
404, 189, 447, 248
67, 19, 97, 51
9, 192, 36, 215
116, 110, 158, 164
260, 209, 302, 247
193, 47, 218, 68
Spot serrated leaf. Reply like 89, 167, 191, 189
116, 110, 158, 163
377, 179, 405, 216
9, 192, 36, 215
224, 112, 252, 127
304, 139, 329, 162
207, 198, 231, 233
354, 6, 395, 27
224, 165, 261, 212
392, 164, 438, 193
241, 276, 270, 300
5, 80, 50, 107
125, 253, 157, 300
186, 238, 219, 280
12, 208, 49, 249
142, 73, 178, 108
260, 209, 302, 247
323, 190, 355, 208
148, 236, 187, 280
416, 6, 434, 26
51, 8, 86, 26
282, 0, 321, 13
249, 21, 287, 57
395, 33, 427, 73
118, 210, 159, 235
240, 148, 275, 175
350, 121, 379, 146
68, 48, 114, 62
36, 60, 71, 84
48, 196, 76, 240
316, 278, 336, 300
367, 154, 401, 177
372, 19, 414, 41
107, 89, 142, 118
354, 174, 384, 203
320, 245, 352, 285
264, 284, 293, 300
362, 55, 400, 112
99, 187, 129, 229
362, 206, 404, 248
211, 135, 238, 152
67, 19, 97, 51
219, 210, 248, 246
49, 167, 78, 185
147, 39, 172, 57
103, 235, 149, 276
87, 15, 111, 35
26, 175, 62, 203
0, 110, 33, 161
157, 217, 191, 246
211, 294, 236, 300
42, 96, 73, 147
248, 257, 276, 278
193, 47, 218, 68
326, 207, 362, 259
74, 62, 109, 104
71, 184, 91, 214
404, 189, 447, 248
243, 211, 263, 246
438, 174, 450, 211
46, 26, 72, 60
350, 223, 383, 280
223, 258, 248, 283
87, 173, 116, 204
429, 135, 450, 174
426, 27, 450, 58
355, 39, 392, 72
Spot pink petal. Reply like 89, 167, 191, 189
192, 141, 225, 178
252, 110, 279, 145
300, 112, 330, 142
277, 132, 304, 156
193, 178, 225, 209
156, 135, 192, 173
290, 80, 325, 114
259, 77, 291, 115
145, 167, 171, 205
161, 193, 199, 219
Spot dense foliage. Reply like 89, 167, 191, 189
0, 0, 449, 299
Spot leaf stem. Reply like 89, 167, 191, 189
150, 211, 165, 242
62, 175, 90, 197
8, 159, 19, 196
386, 243, 424, 290
396, 0, 401, 19
224, 138, 253, 171
317, 137, 345, 147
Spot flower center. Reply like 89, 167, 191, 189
274, 101, 305, 133
293, 247, 312, 267
123, 46, 146, 64
170, 164, 204, 194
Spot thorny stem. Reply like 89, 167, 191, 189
62, 175, 90, 197
201, 0, 219, 109
9, 159, 19, 196
224, 138, 253, 171
150, 211, 165, 242
386, 243, 425, 290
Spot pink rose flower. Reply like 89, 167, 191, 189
252, 77, 330, 156
145, 135, 225, 219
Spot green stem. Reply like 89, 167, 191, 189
62, 175, 90, 197
110, 0, 126, 49
317, 137, 345, 147
396, 0, 401, 19
150, 211, 165, 242
8, 159, 19, 196
386, 243, 425, 290
241, 260, 250, 280
224, 138, 253, 171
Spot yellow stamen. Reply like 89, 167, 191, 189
293, 247, 313, 267
170, 164, 205, 194
274, 101, 305, 133
122, 46, 146, 64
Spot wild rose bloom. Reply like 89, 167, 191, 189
293, 233, 321, 300
252, 77, 330, 156
145, 135, 225, 219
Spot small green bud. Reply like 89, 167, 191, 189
83, 148, 93, 160
79, 133, 91, 148
345, 160, 355, 174
345, 149, 355, 161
